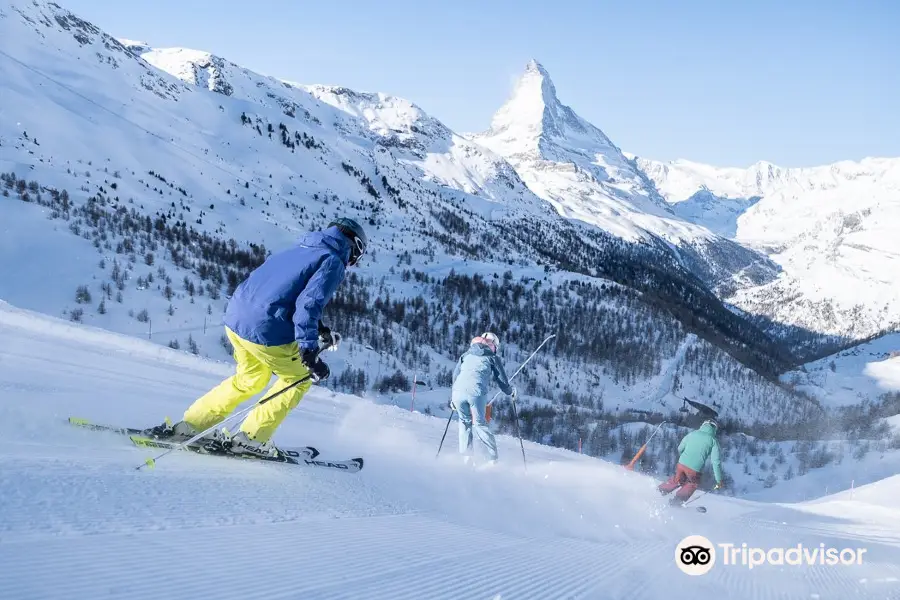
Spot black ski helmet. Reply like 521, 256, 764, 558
328, 217, 368, 266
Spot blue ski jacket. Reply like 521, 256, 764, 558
223, 227, 350, 350
451, 341, 514, 404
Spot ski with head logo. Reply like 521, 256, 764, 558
68, 417, 363, 473
129, 435, 363, 473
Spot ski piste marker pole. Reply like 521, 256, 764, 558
135, 373, 315, 470
624, 420, 666, 471
436, 334, 557, 460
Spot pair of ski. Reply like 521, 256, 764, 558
68, 417, 364, 473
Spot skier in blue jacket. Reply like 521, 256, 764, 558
451, 333, 515, 464
143, 217, 367, 457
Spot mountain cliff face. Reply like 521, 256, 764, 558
0, 0, 828, 441
636, 155, 900, 359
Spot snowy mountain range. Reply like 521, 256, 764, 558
1, 0, 898, 455
636, 156, 900, 355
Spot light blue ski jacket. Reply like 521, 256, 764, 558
451, 341, 513, 404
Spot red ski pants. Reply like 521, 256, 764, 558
658, 463, 701, 501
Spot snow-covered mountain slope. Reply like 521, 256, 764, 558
782, 333, 900, 408
0, 0, 824, 441
133, 45, 237, 97
2, 301, 900, 600
467, 60, 778, 292
634, 158, 787, 206
0, 186, 814, 432
636, 156, 900, 356
117, 40, 547, 216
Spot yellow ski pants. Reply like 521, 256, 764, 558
182, 327, 312, 443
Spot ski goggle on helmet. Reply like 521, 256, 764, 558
472, 332, 500, 353
329, 217, 368, 266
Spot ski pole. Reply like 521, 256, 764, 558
435, 401, 455, 458
645, 421, 666, 445
135, 334, 340, 470
498, 335, 556, 471
683, 489, 709, 506
511, 393, 527, 472
487, 334, 557, 406
491, 334, 556, 471
135, 373, 314, 470
624, 420, 666, 471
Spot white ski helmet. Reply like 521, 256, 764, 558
479, 332, 500, 353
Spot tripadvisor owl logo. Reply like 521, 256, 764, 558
675, 535, 868, 574
675, 535, 716, 576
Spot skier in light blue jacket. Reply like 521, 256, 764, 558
451, 332, 515, 464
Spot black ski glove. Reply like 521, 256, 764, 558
301, 347, 330, 381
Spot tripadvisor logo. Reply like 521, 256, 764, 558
675, 536, 868, 574
675, 535, 716, 576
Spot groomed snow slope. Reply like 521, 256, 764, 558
1, 301, 899, 600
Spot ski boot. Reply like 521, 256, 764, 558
220, 430, 282, 459
141, 417, 199, 442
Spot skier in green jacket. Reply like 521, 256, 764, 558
658, 419, 724, 505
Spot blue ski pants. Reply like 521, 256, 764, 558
455, 394, 498, 461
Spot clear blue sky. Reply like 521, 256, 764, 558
61, 0, 899, 167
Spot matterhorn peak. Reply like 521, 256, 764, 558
519, 58, 560, 110
468, 57, 680, 229
481, 59, 561, 146
523, 58, 550, 78
473, 58, 620, 167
